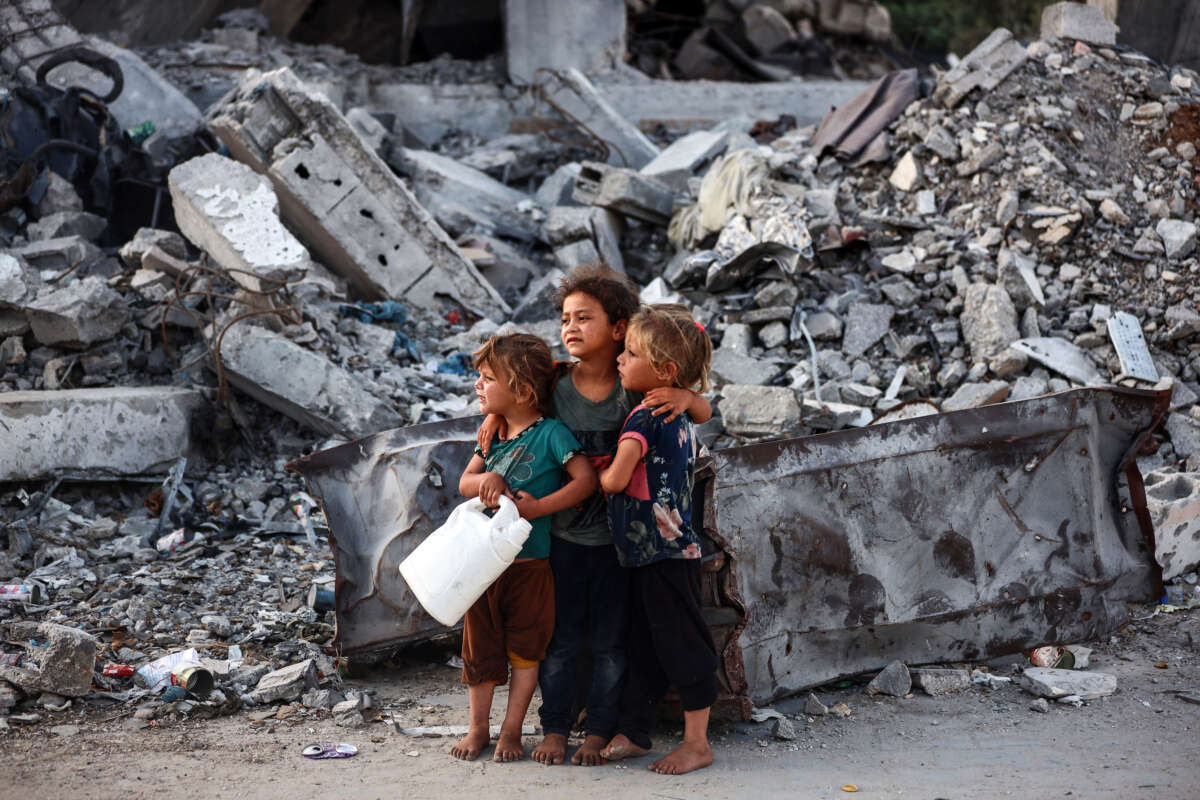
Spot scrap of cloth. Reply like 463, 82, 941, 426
811, 68, 920, 166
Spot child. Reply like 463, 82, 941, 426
597, 304, 718, 776
454, 333, 597, 763
478, 265, 712, 767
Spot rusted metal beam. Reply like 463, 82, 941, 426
289, 386, 1167, 715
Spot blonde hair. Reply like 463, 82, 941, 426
472, 333, 556, 411
626, 304, 712, 392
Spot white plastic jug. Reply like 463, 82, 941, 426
398, 496, 532, 626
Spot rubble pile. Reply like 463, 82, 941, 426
1, 0, 1199, 733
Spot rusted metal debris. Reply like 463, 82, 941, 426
289, 386, 1167, 715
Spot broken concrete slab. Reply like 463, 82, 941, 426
169, 153, 311, 293
0, 622, 97, 697
1142, 469, 1200, 580
1017, 667, 1116, 700
535, 68, 660, 169
961, 283, 1019, 362
933, 28, 1028, 108
866, 660, 911, 697
25, 211, 107, 243
573, 162, 675, 225
710, 347, 785, 387
0, 253, 39, 309
1156, 219, 1197, 260
719, 384, 802, 438
251, 659, 318, 704
118, 228, 189, 271
15, 236, 103, 275
1165, 412, 1200, 457
941, 380, 1010, 412
207, 67, 508, 318
215, 323, 402, 440
1010, 337, 1104, 385
24, 276, 131, 349
841, 302, 896, 358
398, 148, 542, 242
0, 387, 204, 481
536, 163, 584, 208
910, 668, 971, 696
505, 0, 625, 84
639, 127, 728, 191
1040, 2, 1119, 46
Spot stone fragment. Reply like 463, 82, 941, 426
0, 622, 96, 697
1165, 413, 1200, 458
251, 659, 319, 704
573, 162, 675, 226
842, 302, 895, 358
25, 211, 106, 242
25, 276, 130, 349
119, 228, 189, 270
910, 668, 971, 696
1010, 375, 1049, 401
881, 251, 915, 273
960, 283, 1019, 362
941, 380, 1010, 412
505, 0, 625, 84
639, 128, 727, 191
15, 235, 103, 274
535, 68, 659, 169
200, 614, 233, 638
922, 125, 959, 160
759, 321, 789, 349
1133, 102, 1164, 122
207, 67, 507, 316
743, 5, 797, 56
34, 171, 83, 217
989, 348, 1028, 378
1098, 198, 1130, 226
1142, 469, 1200, 580
804, 692, 827, 716
344, 107, 387, 154
301, 688, 345, 709
0, 253, 38, 309
1156, 219, 1197, 260
916, 190, 937, 216
710, 347, 784, 387
333, 697, 366, 727
169, 153, 310, 293
933, 28, 1028, 108
536, 163, 584, 208
215, 323, 402, 440
719, 384, 802, 437
1010, 337, 1104, 385
771, 716, 797, 741
956, 142, 1005, 177
1017, 667, 1116, 700
997, 249, 1044, 309
1029, 697, 1050, 713
804, 311, 843, 340
0, 387, 204, 481
865, 660, 911, 697
1040, 2, 1118, 46
888, 151, 921, 192
400, 148, 542, 242
996, 190, 1019, 226
841, 383, 881, 406
828, 701, 852, 718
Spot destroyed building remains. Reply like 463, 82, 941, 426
0, 0, 1198, 741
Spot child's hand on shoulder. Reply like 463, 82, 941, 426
644, 387, 693, 422
476, 414, 507, 456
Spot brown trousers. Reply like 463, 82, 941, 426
461, 558, 555, 685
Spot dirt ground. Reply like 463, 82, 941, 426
1, 606, 1197, 800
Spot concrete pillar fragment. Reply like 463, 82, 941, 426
206, 68, 508, 319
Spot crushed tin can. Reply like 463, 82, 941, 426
155, 528, 187, 553
1029, 646, 1075, 669
170, 664, 214, 697
0, 584, 41, 603
103, 664, 135, 677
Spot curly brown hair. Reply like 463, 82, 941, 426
472, 333, 557, 412
626, 304, 712, 392
554, 264, 640, 325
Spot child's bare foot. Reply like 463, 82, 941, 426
599, 734, 648, 761
571, 734, 610, 766
531, 732, 567, 765
493, 729, 526, 762
649, 740, 713, 775
450, 728, 490, 761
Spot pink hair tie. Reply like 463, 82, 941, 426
695, 321, 705, 332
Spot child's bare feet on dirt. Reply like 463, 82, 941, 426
571, 734, 610, 766
599, 734, 648, 761
450, 728, 490, 761
531, 733, 567, 765
493, 730, 526, 762
649, 740, 713, 775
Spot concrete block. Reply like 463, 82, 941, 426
207, 68, 507, 318
25, 276, 130, 348
866, 659, 911, 697
910, 668, 971, 696
1017, 667, 1116, 700
573, 162, 675, 225
25, 211, 106, 242
961, 284, 1019, 362
941, 380, 1010, 412
536, 163, 584, 208
719, 384, 801, 437
536, 69, 660, 170
505, 0, 625, 84
15, 236, 102, 274
1142, 469, 1200, 580
215, 323, 402, 439
169, 153, 310, 293
0, 387, 204, 481
640, 128, 727, 191
251, 659, 318, 704
1040, 2, 1118, 46
0, 622, 96, 698
399, 148, 542, 242
933, 28, 1028, 108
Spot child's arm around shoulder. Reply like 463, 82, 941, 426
511, 454, 597, 520
643, 388, 712, 424
598, 437, 643, 494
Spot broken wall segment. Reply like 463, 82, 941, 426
206, 67, 508, 319
0, 387, 205, 481
24, 276, 132, 349
932, 28, 1028, 108
215, 323, 402, 440
0, 622, 97, 698
505, 0, 626, 85
535, 68, 660, 170
168, 153, 311, 293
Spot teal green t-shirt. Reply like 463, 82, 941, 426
476, 417, 582, 559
